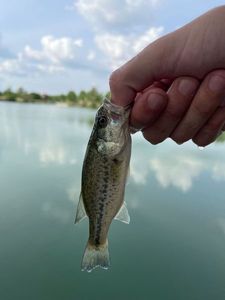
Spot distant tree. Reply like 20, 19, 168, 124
67, 91, 77, 103
79, 90, 87, 100
105, 91, 111, 99
17, 87, 26, 96
30, 93, 41, 100
0, 86, 106, 108
86, 87, 102, 107
216, 132, 225, 143
59, 94, 67, 102
2, 88, 16, 101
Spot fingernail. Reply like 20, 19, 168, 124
178, 79, 197, 96
208, 75, 225, 93
147, 93, 165, 111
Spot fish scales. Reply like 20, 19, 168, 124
75, 98, 131, 272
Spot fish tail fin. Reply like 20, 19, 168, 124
81, 240, 110, 272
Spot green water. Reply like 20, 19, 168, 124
1, 101, 225, 300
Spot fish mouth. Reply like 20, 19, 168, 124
104, 97, 132, 115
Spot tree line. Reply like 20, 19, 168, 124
0, 87, 110, 109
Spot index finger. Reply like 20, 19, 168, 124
109, 31, 185, 106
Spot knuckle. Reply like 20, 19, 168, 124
204, 121, 220, 132
166, 106, 183, 120
192, 102, 212, 117
109, 69, 124, 90
207, 70, 225, 96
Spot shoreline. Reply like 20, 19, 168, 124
0, 99, 99, 109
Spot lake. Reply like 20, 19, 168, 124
1, 101, 225, 300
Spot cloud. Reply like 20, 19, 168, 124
0, 0, 164, 81
0, 35, 86, 77
36, 64, 65, 73
217, 217, 225, 237
95, 26, 164, 69
42, 201, 71, 223
39, 145, 67, 165
212, 162, 225, 182
23, 35, 84, 64
149, 155, 205, 192
0, 59, 21, 73
0, 26, 163, 77
74, 0, 160, 32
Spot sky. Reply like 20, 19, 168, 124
0, 0, 224, 94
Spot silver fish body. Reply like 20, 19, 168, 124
75, 98, 131, 272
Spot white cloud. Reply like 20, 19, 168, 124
42, 201, 71, 223
212, 163, 225, 182
67, 185, 80, 204
95, 26, 164, 70
95, 33, 129, 69
37, 64, 65, 73
217, 217, 225, 237
133, 26, 164, 52
0, 35, 85, 77
39, 145, 66, 165
0, 59, 21, 73
0, 0, 163, 81
0, 27, 163, 76
24, 45, 44, 61
87, 51, 96, 61
75, 0, 160, 31
149, 156, 204, 192
24, 35, 84, 64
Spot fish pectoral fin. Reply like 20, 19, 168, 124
114, 202, 130, 224
75, 192, 87, 224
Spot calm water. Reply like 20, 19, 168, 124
1, 101, 225, 300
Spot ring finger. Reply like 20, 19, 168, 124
171, 70, 225, 144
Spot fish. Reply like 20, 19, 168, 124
75, 97, 132, 272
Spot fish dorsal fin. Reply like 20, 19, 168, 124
114, 202, 130, 224
75, 192, 87, 224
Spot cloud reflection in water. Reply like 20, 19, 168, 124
131, 136, 225, 193
149, 156, 204, 192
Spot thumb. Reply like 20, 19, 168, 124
109, 29, 188, 106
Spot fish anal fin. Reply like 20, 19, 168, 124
114, 202, 130, 224
75, 192, 87, 224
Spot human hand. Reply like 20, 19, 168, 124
109, 6, 225, 146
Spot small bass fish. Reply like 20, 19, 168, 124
75, 98, 131, 272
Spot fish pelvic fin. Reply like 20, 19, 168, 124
114, 202, 130, 224
81, 240, 110, 273
75, 192, 87, 224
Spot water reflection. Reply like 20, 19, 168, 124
1, 101, 225, 195
1, 102, 225, 300
130, 134, 225, 192
42, 201, 71, 224
149, 156, 203, 192
0, 102, 94, 166
217, 217, 225, 237
212, 162, 225, 181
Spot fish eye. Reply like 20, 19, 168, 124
98, 116, 108, 128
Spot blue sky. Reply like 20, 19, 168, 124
0, 0, 224, 94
